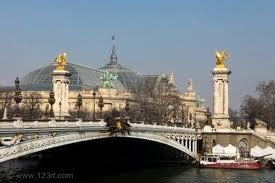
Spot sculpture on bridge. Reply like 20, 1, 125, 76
215, 51, 228, 68
107, 117, 131, 136
0, 134, 23, 146
54, 52, 67, 70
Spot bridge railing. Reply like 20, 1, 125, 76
0, 118, 196, 135
0, 118, 193, 128
129, 122, 196, 133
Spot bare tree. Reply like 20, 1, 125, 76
229, 107, 240, 128
129, 78, 184, 126
21, 93, 43, 120
256, 80, 275, 130
240, 95, 263, 129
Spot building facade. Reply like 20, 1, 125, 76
0, 42, 207, 125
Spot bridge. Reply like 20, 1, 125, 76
0, 118, 202, 163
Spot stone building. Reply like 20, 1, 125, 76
0, 42, 207, 124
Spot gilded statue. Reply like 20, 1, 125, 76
215, 51, 228, 68
54, 52, 67, 70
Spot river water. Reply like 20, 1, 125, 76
1, 159, 275, 183
1, 138, 275, 183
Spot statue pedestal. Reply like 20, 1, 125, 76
211, 67, 231, 129
52, 69, 70, 119
211, 116, 230, 129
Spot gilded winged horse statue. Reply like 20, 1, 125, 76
215, 51, 228, 68
54, 52, 67, 70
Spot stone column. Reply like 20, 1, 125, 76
188, 138, 191, 150
213, 79, 218, 114
52, 70, 70, 119
183, 138, 186, 147
192, 139, 195, 154
194, 139, 197, 155
224, 79, 229, 115
211, 68, 231, 129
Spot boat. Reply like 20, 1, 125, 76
199, 155, 261, 170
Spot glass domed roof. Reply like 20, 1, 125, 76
20, 63, 125, 91
98, 45, 138, 92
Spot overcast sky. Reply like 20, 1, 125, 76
0, 0, 275, 109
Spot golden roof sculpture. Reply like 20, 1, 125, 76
54, 52, 67, 70
215, 51, 228, 68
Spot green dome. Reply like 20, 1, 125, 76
20, 63, 125, 91
98, 45, 138, 92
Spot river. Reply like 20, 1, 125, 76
1, 159, 275, 183
1, 138, 275, 183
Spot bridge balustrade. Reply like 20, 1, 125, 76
0, 119, 202, 163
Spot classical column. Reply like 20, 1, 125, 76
224, 79, 229, 115
193, 139, 196, 153
52, 53, 70, 120
194, 139, 197, 155
213, 79, 217, 114
211, 51, 231, 129
191, 140, 194, 152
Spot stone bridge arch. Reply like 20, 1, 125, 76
0, 131, 199, 163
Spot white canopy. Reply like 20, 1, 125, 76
250, 146, 275, 159
265, 151, 275, 159
211, 145, 275, 159
250, 145, 263, 157
212, 144, 224, 155
260, 146, 275, 159
224, 144, 237, 156
261, 146, 273, 156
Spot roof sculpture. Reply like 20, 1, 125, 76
98, 36, 138, 92
99, 70, 118, 88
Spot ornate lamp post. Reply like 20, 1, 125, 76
124, 99, 130, 123
206, 108, 211, 125
14, 77, 23, 117
98, 96, 104, 119
45, 104, 49, 119
125, 99, 130, 113
189, 113, 193, 128
48, 91, 56, 118
181, 105, 185, 124
76, 93, 83, 118
194, 113, 197, 128
92, 90, 96, 121
140, 108, 144, 123
59, 102, 62, 120
189, 113, 192, 122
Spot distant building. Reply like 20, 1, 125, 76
0, 41, 207, 124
